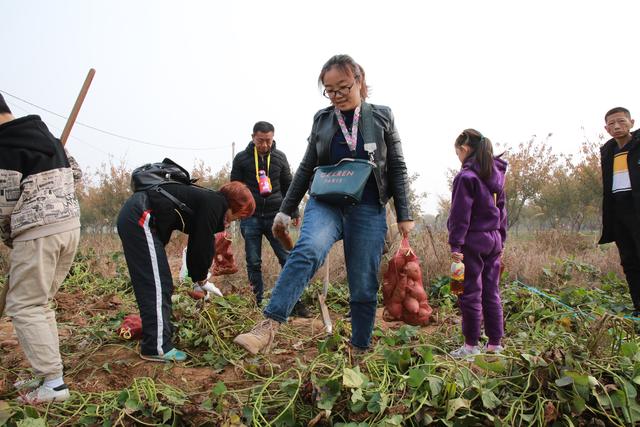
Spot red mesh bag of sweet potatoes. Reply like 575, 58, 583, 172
210, 231, 238, 276
382, 237, 433, 326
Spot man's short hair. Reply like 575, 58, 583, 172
605, 107, 631, 122
253, 121, 275, 134
0, 94, 12, 115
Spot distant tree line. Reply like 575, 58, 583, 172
77, 160, 427, 233
79, 134, 601, 235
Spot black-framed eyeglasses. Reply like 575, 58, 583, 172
322, 83, 354, 99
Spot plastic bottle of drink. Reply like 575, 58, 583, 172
450, 261, 465, 296
258, 170, 272, 196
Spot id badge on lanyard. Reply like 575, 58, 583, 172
364, 143, 376, 163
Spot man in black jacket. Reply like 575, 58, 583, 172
599, 107, 640, 316
231, 121, 310, 316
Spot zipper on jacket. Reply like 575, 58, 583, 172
260, 196, 267, 217
258, 154, 268, 217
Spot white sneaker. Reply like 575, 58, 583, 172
17, 384, 70, 404
13, 377, 42, 391
450, 345, 480, 359
485, 345, 505, 354
201, 281, 223, 297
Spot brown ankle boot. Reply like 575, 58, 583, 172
233, 318, 280, 355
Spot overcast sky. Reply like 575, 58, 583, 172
2, 1, 638, 214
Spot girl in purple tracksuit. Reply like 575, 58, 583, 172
447, 129, 508, 358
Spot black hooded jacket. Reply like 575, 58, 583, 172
0, 115, 81, 245
230, 141, 297, 218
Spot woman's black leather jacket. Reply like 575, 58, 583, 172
279, 102, 412, 222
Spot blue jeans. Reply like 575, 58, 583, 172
240, 215, 289, 304
264, 198, 387, 349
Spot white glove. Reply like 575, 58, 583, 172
179, 248, 189, 283
192, 284, 210, 301
201, 281, 223, 297
273, 212, 291, 229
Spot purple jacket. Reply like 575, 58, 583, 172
448, 156, 508, 253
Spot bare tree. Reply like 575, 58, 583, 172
503, 134, 557, 229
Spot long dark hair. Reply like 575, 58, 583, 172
317, 54, 369, 100
455, 129, 494, 180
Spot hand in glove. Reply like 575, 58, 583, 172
200, 281, 223, 297
272, 212, 291, 234
189, 281, 223, 300
188, 285, 209, 301
272, 212, 294, 250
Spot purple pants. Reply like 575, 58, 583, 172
459, 230, 503, 346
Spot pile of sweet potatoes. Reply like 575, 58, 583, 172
382, 238, 433, 326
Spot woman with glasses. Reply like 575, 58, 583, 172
234, 54, 414, 355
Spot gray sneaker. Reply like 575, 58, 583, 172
17, 384, 70, 404
450, 345, 480, 359
484, 344, 505, 354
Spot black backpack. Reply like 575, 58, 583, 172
131, 158, 197, 215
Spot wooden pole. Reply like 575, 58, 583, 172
318, 252, 332, 334
60, 68, 96, 146
0, 278, 7, 318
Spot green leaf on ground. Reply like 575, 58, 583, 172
428, 376, 444, 397
343, 367, 367, 389
446, 398, 470, 420
481, 390, 501, 409
407, 367, 427, 389
212, 381, 227, 396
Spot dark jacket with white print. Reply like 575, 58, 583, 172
0, 115, 81, 246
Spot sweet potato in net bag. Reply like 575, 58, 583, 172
382, 237, 433, 326
272, 222, 294, 251
117, 314, 143, 340
210, 231, 238, 276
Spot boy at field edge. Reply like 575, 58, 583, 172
599, 107, 640, 317
447, 129, 508, 358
